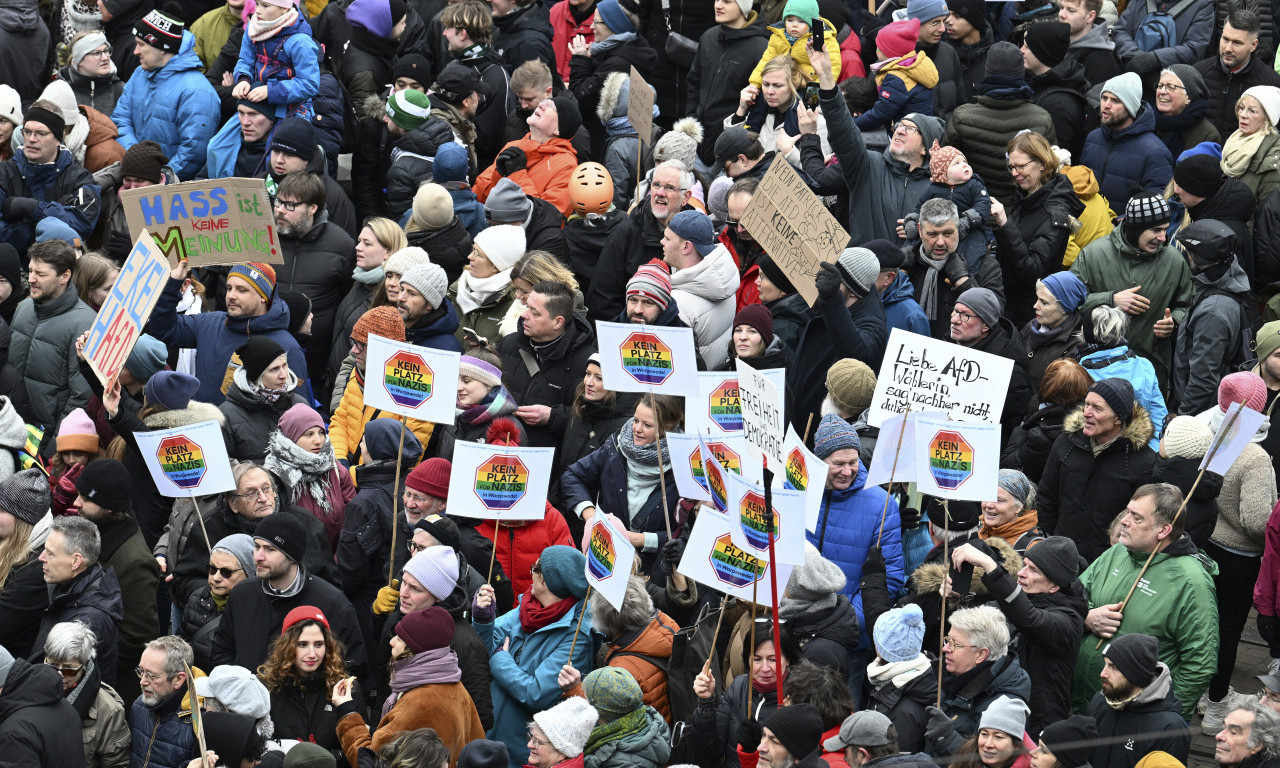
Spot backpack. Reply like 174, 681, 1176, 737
1195, 287, 1262, 369
1133, 0, 1200, 51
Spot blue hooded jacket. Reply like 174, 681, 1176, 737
1079, 102, 1173, 213
881, 270, 930, 337
232, 14, 320, 118
113, 31, 220, 181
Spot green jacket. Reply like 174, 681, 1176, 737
1070, 227, 1193, 388
1073, 536, 1218, 720
584, 706, 672, 768
103, 520, 161, 703
190, 4, 240, 72
1235, 131, 1280, 210
448, 280, 516, 350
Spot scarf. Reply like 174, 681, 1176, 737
606, 115, 638, 138
1221, 126, 1274, 177
455, 268, 512, 315
867, 654, 933, 689
584, 707, 650, 754
263, 565, 305, 598
382, 646, 461, 718
458, 386, 518, 426
264, 430, 338, 515
235, 366, 298, 405
1028, 313, 1078, 342
942, 658, 991, 696
977, 74, 1035, 99
248, 6, 297, 42
917, 248, 947, 320
353, 264, 384, 285
615, 418, 670, 467
210, 590, 230, 611
978, 511, 1040, 545
520, 589, 577, 632
779, 589, 837, 618
590, 30, 635, 56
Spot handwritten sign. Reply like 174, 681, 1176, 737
739, 157, 850, 306
678, 505, 793, 603
688, 368, 786, 435
446, 440, 553, 521
628, 66, 654, 147
134, 420, 236, 497
363, 334, 460, 424
736, 359, 785, 466
83, 230, 170, 387
585, 515, 636, 610
867, 328, 1014, 428
1201, 402, 1267, 475
596, 320, 699, 397
120, 177, 280, 267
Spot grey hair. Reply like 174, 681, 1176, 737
1089, 305, 1130, 347
590, 575, 654, 639
52, 516, 100, 565
920, 198, 959, 227
949, 605, 1011, 659
1034, 280, 1062, 311
44, 621, 97, 665
1224, 692, 1280, 758
143, 635, 194, 677
655, 159, 694, 192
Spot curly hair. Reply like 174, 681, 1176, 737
258, 619, 347, 693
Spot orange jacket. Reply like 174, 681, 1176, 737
473, 135, 578, 217
566, 611, 679, 722
476, 503, 574, 597
336, 682, 485, 768
81, 105, 125, 173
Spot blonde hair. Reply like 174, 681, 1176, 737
510, 250, 579, 293
761, 55, 804, 93
1005, 132, 1060, 184
0, 515, 34, 591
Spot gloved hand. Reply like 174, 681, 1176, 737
942, 254, 970, 286
661, 537, 685, 575
1126, 50, 1160, 75
924, 706, 957, 748
815, 261, 843, 299
2, 196, 38, 221
372, 580, 399, 615
863, 544, 885, 576
495, 146, 527, 176
900, 506, 922, 530
901, 212, 920, 241
958, 208, 983, 238
106, 230, 133, 261
1260, 613, 1277, 643
736, 717, 764, 754
51, 462, 83, 517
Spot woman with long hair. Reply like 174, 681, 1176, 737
263, 403, 356, 553
328, 217, 405, 394
0, 469, 54, 657
261, 607, 353, 764
1221, 86, 1280, 205
501, 251, 583, 337
73, 254, 118, 313
433, 350, 526, 462
727, 55, 830, 161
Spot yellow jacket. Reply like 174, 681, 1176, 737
330, 368, 434, 474
749, 18, 842, 86
1062, 164, 1115, 267
873, 52, 940, 90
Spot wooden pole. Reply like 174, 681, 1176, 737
802, 413, 815, 444
568, 585, 592, 660
937, 499, 950, 708
877, 408, 910, 546
704, 602, 727, 671
387, 426, 406, 586
747, 570, 759, 718
192, 492, 212, 553
651, 392, 674, 539
487, 521, 502, 584
186, 661, 209, 766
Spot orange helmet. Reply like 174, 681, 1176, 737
568, 162, 613, 216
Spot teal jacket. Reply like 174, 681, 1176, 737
584, 705, 671, 768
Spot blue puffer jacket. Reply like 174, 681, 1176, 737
1080, 344, 1169, 449
405, 299, 465, 352
204, 114, 276, 180
882, 270, 931, 337
473, 594, 594, 768
1078, 103, 1173, 213
0, 147, 100, 250
113, 31, 220, 181
145, 276, 310, 405
128, 683, 198, 768
808, 464, 906, 650
232, 15, 320, 118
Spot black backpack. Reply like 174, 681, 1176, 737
1194, 287, 1262, 369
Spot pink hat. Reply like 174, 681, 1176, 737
278, 403, 326, 443
877, 18, 920, 60
56, 408, 100, 454
1218, 371, 1267, 412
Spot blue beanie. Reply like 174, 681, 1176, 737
145, 370, 200, 411
434, 142, 469, 184
1039, 271, 1087, 315
363, 418, 422, 463
595, 0, 635, 33
539, 545, 589, 599
906, 0, 948, 20
36, 217, 81, 247
125, 334, 168, 381
1178, 141, 1222, 163
874, 603, 926, 662
813, 414, 861, 459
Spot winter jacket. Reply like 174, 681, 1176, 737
1231, 129, 1280, 210
764, 291, 811, 354
406, 218, 476, 286
335, 674, 484, 768
942, 93, 1058, 205
786, 289, 888, 436
967, 318, 1034, 440
218, 379, 307, 461
1194, 53, 1280, 138
880, 271, 930, 338
1153, 98, 1220, 158
1067, 22, 1121, 86
449, 280, 515, 349
267, 673, 348, 762
473, 592, 594, 768
329, 368, 435, 468
565, 612, 678, 724
937, 655, 1032, 750
147, 276, 310, 406
554, 394, 636, 510
475, 507, 574, 603
1247, 182, 1280, 285
1181, 177, 1255, 280
858, 53, 939, 132
232, 14, 319, 118
691, 673, 779, 768
1078, 103, 1174, 213
1062, 164, 1116, 268
1079, 345, 1169, 448
68, 107, 126, 174
586, 203, 689, 320
190, 3, 240, 71
179, 584, 223, 671
327, 280, 378, 391
687, 16, 771, 164
1074, 535, 1218, 719
1001, 403, 1073, 483
58, 65, 125, 117
1152, 455, 1223, 547
636, 0, 717, 123
0, 658, 86, 768
202, 114, 267, 180
352, 111, 456, 221
448, 44, 516, 168
749, 18, 842, 87
1173, 260, 1251, 414
99, 518, 161, 702
1072, 226, 1193, 387
1029, 57, 1097, 161
0, 146, 101, 251
1113, 0, 1215, 67
867, 659, 938, 754
670, 244, 740, 371
338, 7, 432, 116
474, 135, 579, 218
549, 0, 594, 82
1020, 313, 1083, 395
497, 313, 597, 447
31, 564, 123, 685
112, 31, 220, 180
1084, 663, 1191, 768
996, 173, 1085, 327
71, 661, 130, 768
492, 2, 555, 72
783, 595, 860, 678
0, 0, 48, 105
582, 704, 670, 768
9, 287, 95, 445
277, 214, 356, 388
1037, 405, 1158, 562
128, 682, 198, 768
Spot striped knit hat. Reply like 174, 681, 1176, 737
626, 259, 673, 310
459, 355, 502, 389
813, 413, 861, 459
385, 89, 432, 131
228, 262, 276, 304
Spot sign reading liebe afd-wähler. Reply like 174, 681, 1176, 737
82, 230, 170, 388
362, 334, 460, 425
867, 328, 1014, 429
133, 420, 236, 497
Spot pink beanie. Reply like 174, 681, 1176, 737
1218, 371, 1267, 413
278, 403, 326, 443
56, 408, 100, 454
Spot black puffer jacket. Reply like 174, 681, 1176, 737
686, 14, 770, 163
58, 64, 124, 117
524, 196, 568, 263
492, 2, 555, 72
995, 173, 1085, 327
352, 113, 456, 222
180, 583, 222, 670
327, 280, 378, 392
868, 664, 938, 754
268, 672, 348, 762
1151, 455, 1224, 548
218, 379, 308, 461
781, 595, 860, 679
565, 209, 627, 299
406, 219, 473, 286
1194, 52, 1280, 139
0, 659, 85, 766
497, 314, 597, 448
278, 214, 356, 391
31, 564, 124, 684
1000, 402, 1073, 482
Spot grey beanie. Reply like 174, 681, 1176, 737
1102, 72, 1143, 119
997, 469, 1033, 509
484, 177, 533, 224
212, 533, 256, 576
979, 695, 1030, 738
904, 113, 944, 151
985, 41, 1025, 79
0, 644, 12, 686
835, 247, 880, 298
400, 262, 449, 309
956, 287, 1002, 329
0, 468, 52, 525
786, 543, 847, 601
1163, 64, 1207, 101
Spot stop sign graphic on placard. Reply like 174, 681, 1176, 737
928, 430, 974, 490
473, 453, 529, 511
382, 350, 434, 409
619, 331, 674, 385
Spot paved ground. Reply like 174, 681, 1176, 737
1188, 611, 1271, 768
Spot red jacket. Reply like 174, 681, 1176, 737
838, 32, 865, 81
1254, 498, 1280, 616
473, 135, 579, 217
477, 502, 574, 598
719, 228, 761, 310
549, 0, 593, 83
821, 724, 852, 767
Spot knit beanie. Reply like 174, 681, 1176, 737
279, 291, 311, 336
985, 41, 1024, 79
533, 697, 598, 758
393, 53, 432, 85
929, 141, 966, 184
120, 140, 169, 184
1040, 716, 1098, 768
757, 254, 797, 294
133, 8, 184, 52
228, 263, 277, 304
126, 334, 168, 382
1039, 271, 1087, 314
384, 246, 433, 276
253, 512, 309, 564
75, 459, 131, 513
403, 545, 459, 601
0, 469, 50, 524
668, 211, 718, 257
1179, 141, 1223, 163
906, 114, 945, 150
539, 545, 589, 599
1242, 85, 1280, 126
212, 533, 256, 576
594, 0, 634, 33
434, 142, 470, 184
1023, 535, 1080, 587
269, 117, 316, 162
145, 370, 200, 411
1025, 21, 1070, 68
485, 178, 534, 224
947, 0, 984, 31
825, 358, 876, 416
627, 259, 673, 310
415, 513, 462, 551
1174, 153, 1224, 199
1122, 192, 1172, 246
652, 118, 703, 170
56, 408, 99, 454
762, 703, 824, 761
278, 403, 325, 443
40, 80, 76, 125
733, 305, 774, 347
0, 85, 21, 129
1219, 371, 1267, 412
785, 543, 847, 601
1089, 378, 1135, 423
979, 695, 1030, 738
583, 667, 644, 722
459, 355, 502, 389
24, 103, 65, 142
956, 287, 1002, 329
905, 0, 949, 21
835, 247, 880, 299
411, 183, 454, 230
874, 603, 926, 662
353, 305, 406, 344
783, 0, 819, 20
1161, 415, 1211, 458
406, 458, 450, 498
473, 225, 526, 272
813, 413, 861, 459
1164, 63, 1207, 101
0, 645, 13, 688
284, 743, 336, 768
877, 18, 920, 59
551, 94, 582, 139
237, 336, 287, 384
1259, 320, 1280, 363
400, 262, 449, 308
282, 605, 329, 634
997, 468, 1033, 509
1103, 633, 1159, 687
384, 88, 432, 131
395, 605, 455, 653
458, 740, 509, 768
193, 664, 271, 721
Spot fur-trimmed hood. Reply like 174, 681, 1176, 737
911, 536, 1022, 597
1062, 402, 1154, 449
597, 70, 631, 123
142, 401, 226, 429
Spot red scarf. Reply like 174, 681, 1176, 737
519, 590, 578, 632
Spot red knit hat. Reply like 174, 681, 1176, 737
877, 18, 920, 60
406, 457, 450, 499
395, 606, 455, 653
282, 605, 329, 633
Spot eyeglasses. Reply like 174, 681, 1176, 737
893, 122, 920, 136
403, 489, 433, 505
20, 128, 52, 139
208, 564, 243, 579
86, 46, 112, 58
651, 182, 683, 193
528, 729, 552, 748
1006, 158, 1039, 174
271, 197, 303, 211
350, 340, 367, 352
407, 541, 427, 554
44, 660, 83, 677
233, 485, 275, 500
1155, 82, 1185, 92
531, 561, 542, 577
951, 309, 977, 322
943, 636, 975, 650
1263, 688, 1280, 705
135, 666, 172, 682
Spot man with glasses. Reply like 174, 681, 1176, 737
128, 635, 200, 768
949, 286, 1032, 440
721, 177, 764, 310
42, 621, 131, 768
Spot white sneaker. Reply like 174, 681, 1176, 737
1197, 691, 1210, 715
1202, 690, 1234, 735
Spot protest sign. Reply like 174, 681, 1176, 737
736, 359, 785, 466
911, 413, 1000, 501
447, 440, 554, 521
82, 230, 170, 387
1201, 402, 1267, 475
134, 420, 236, 497
362, 334, 460, 424
596, 321, 699, 397
120, 177, 280, 267
867, 328, 1015, 428
725, 471, 806, 566
738, 158, 849, 306
668, 433, 712, 501
678, 507, 793, 603
687, 369, 785, 435
628, 66, 654, 147
865, 411, 919, 489
782, 426, 827, 532
585, 515, 637, 610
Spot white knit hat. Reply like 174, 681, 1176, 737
1161, 415, 1212, 459
39, 80, 80, 126
384, 246, 433, 276
473, 225, 526, 272
532, 697, 598, 758
1243, 85, 1280, 127
0, 85, 21, 128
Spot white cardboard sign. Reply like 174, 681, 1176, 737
868, 329, 1014, 428
362, 334, 460, 424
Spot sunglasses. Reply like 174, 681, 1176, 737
208, 564, 243, 579
45, 660, 83, 677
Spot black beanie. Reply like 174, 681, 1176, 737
75, 459, 132, 514
394, 53, 433, 84
864, 238, 905, 270
762, 703, 824, 760
552, 94, 582, 139
1173, 154, 1225, 200
1103, 633, 1159, 688
268, 117, 316, 162
1025, 21, 1070, 68
757, 254, 797, 295
236, 336, 288, 383
25, 105, 65, 140
1041, 716, 1098, 768
253, 511, 309, 564
1089, 377, 1135, 424
388, 0, 408, 24
1024, 536, 1080, 587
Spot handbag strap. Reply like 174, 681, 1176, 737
660, 0, 672, 32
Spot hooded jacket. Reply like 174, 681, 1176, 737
880, 270, 930, 338
569, 35, 658, 153
750, 18, 842, 86
786, 289, 888, 437
858, 52, 940, 132
1067, 22, 1121, 86
63, 106, 126, 174
112, 31, 220, 180
231, 12, 319, 118
1075, 537, 1218, 720
475, 505, 573, 600
670, 244, 740, 371
579, 612, 679, 724
0, 658, 86, 767
1173, 258, 1251, 415
1079, 103, 1174, 212
783, 593, 860, 678
1085, 663, 1192, 768
31, 564, 124, 684
996, 162, 1085, 320
867, 657, 938, 754
1190, 422, 1274, 555
687, 15, 771, 164
942, 92, 1058, 205
1062, 164, 1115, 268
583, 705, 670, 768
497, 313, 596, 447
9, 286, 96, 445
1194, 52, 1280, 138
1079, 344, 1169, 449
473, 135, 579, 218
